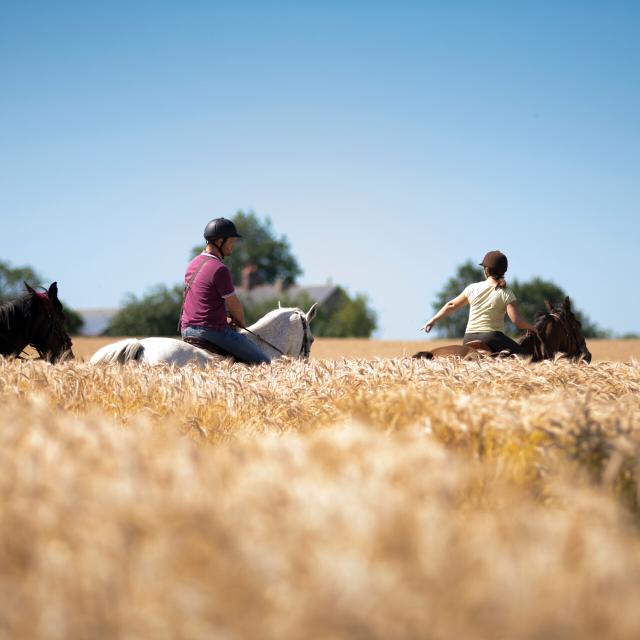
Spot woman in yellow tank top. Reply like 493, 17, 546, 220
421, 251, 537, 353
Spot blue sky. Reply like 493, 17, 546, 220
1, 1, 638, 338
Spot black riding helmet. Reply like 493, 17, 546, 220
204, 218, 242, 242
204, 218, 242, 260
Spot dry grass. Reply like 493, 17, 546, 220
2, 353, 640, 638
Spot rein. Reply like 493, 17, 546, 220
242, 325, 286, 356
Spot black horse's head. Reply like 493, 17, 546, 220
25, 282, 74, 363
522, 297, 591, 363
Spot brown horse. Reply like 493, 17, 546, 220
0, 282, 74, 363
414, 297, 591, 363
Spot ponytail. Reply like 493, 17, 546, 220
484, 265, 507, 289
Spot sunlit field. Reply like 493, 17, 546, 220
2, 341, 640, 638
71, 336, 640, 362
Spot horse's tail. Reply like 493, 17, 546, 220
90, 339, 145, 365
412, 350, 434, 360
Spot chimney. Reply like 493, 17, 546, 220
274, 277, 285, 296
241, 264, 260, 291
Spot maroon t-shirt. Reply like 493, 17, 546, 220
181, 253, 235, 331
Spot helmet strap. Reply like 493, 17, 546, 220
213, 239, 227, 260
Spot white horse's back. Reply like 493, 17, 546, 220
90, 338, 143, 364
90, 337, 215, 367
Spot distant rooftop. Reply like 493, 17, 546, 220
75, 308, 118, 336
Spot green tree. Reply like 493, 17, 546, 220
106, 285, 182, 336
310, 288, 377, 338
0, 259, 84, 334
0, 260, 42, 300
431, 260, 604, 338
60, 304, 85, 335
191, 210, 302, 286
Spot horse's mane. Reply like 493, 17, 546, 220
518, 305, 560, 343
0, 294, 34, 331
248, 306, 303, 332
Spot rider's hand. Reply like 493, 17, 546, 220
420, 322, 434, 333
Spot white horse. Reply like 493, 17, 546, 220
90, 304, 318, 367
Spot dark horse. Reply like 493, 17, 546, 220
414, 297, 592, 363
0, 282, 74, 363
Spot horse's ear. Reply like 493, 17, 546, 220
544, 299, 553, 312
48, 282, 59, 300
563, 296, 571, 310
306, 303, 318, 323
24, 282, 37, 295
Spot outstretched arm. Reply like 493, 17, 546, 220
420, 292, 468, 333
506, 302, 537, 333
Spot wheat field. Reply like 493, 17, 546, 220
2, 340, 640, 638
70, 336, 640, 362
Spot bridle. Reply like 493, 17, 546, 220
548, 310, 584, 359
528, 308, 583, 361
34, 298, 73, 360
25, 293, 73, 360
297, 311, 311, 358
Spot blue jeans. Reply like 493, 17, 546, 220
182, 325, 271, 365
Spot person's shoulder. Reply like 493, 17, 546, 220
211, 259, 232, 278
502, 286, 517, 301
198, 253, 225, 270
463, 281, 487, 299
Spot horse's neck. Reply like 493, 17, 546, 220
243, 312, 296, 358
0, 299, 30, 356
519, 329, 551, 362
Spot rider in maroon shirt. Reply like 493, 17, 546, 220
180, 218, 271, 365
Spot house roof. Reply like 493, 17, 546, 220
75, 308, 118, 336
238, 284, 339, 305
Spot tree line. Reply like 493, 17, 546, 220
3, 213, 624, 339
